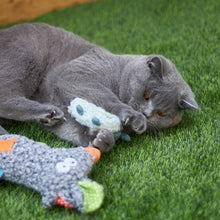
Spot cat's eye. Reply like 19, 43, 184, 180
144, 93, 149, 100
157, 111, 165, 117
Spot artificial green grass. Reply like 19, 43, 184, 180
0, 0, 219, 219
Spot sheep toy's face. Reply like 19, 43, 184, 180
37, 147, 94, 184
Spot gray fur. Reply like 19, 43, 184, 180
0, 23, 199, 148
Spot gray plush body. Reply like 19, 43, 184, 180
0, 134, 97, 211
0, 23, 199, 149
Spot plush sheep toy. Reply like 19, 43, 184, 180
0, 134, 104, 213
68, 98, 130, 142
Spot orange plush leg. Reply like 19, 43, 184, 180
0, 138, 17, 153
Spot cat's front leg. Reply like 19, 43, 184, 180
48, 118, 115, 152
115, 105, 147, 134
0, 96, 65, 126
83, 87, 147, 134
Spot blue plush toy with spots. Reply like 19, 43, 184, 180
68, 98, 130, 142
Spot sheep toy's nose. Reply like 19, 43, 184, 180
56, 196, 74, 209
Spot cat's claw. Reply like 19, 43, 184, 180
91, 129, 115, 152
124, 117, 130, 125
133, 126, 146, 134
40, 108, 65, 126
121, 110, 147, 134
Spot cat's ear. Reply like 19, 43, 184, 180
147, 56, 163, 78
178, 94, 200, 110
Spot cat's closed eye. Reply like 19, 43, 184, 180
144, 92, 149, 100
157, 111, 165, 117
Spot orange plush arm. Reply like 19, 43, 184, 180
84, 147, 101, 163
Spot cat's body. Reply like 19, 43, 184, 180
0, 23, 199, 151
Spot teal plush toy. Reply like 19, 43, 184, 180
68, 98, 130, 142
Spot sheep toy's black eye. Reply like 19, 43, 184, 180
144, 92, 149, 100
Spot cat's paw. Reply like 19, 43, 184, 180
39, 107, 65, 126
91, 129, 115, 152
121, 109, 147, 134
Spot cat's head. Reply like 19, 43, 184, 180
120, 55, 200, 132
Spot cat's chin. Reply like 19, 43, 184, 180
146, 124, 162, 134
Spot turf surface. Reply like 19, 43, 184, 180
0, 0, 219, 219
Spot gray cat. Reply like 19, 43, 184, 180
0, 23, 199, 151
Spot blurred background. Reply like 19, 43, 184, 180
0, 0, 97, 26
